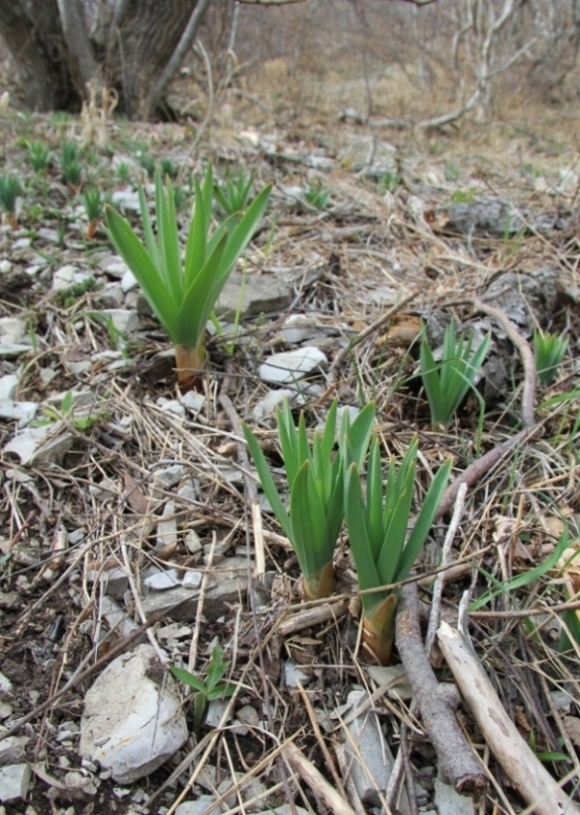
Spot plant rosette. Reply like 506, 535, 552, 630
105, 164, 270, 392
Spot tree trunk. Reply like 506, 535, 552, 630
0, 0, 76, 111
0, 0, 209, 120
105, 0, 199, 119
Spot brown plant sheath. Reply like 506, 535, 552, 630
174, 342, 206, 393
303, 560, 334, 601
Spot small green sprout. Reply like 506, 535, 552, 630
534, 329, 568, 385
27, 140, 52, 173
105, 164, 271, 392
419, 320, 491, 427
170, 643, 236, 735
60, 141, 82, 188
116, 161, 131, 185
172, 184, 188, 212
244, 400, 376, 601
0, 174, 23, 229
304, 184, 331, 210
377, 172, 401, 194
138, 152, 156, 180
214, 167, 255, 216
345, 437, 452, 664
159, 157, 179, 180
81, 187, 104, 239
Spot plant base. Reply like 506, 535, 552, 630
302, 561, 334, 602
361, 594, 398, 665
174, 342, 206, 394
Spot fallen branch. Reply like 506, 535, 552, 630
437, 618, 580, 815
473, 297, 537, 430
283, 741, 359, 815
396, 583, 488, 797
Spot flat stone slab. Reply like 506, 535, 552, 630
80, 644, 187, 783
0, 763, 31, 803
259, 347, 328, 384
217, 272, 292, 319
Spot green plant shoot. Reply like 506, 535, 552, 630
0, 175, 23, 229
244, 400, 376, 601
82, 187, 103, 239
420, 320, 491, 427
214, 167, 256, 217
533, 329, 568, 385
105, 164, 271, 392
170, 643, 236, 735
345, 437, 452, 664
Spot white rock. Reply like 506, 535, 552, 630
0, 735, 29, 764
259, 347, 327, 384
0, 400, 37, 426
184, 529, 202, 556
0, 672, 12, 693
99, 597, 139, 639
180, 391, 205, 414
281, 313, 325, 344
284, 660, 311, 688
182, 571, 202, 589
251, 389, 301, 422
0, 260, 12, 274
79, 645, 188, 783
52, 265, 78, 290
0, 318, 26, 344
94, 283, 124, 309
121, 269, 138, 293
63, 770, 98, 796
0, 763, 31, 802
3, 423, 73, 465
111, 190, 140, 212
156, 501, 178, 551
176, 797, 219, 815
144, 569, 181, 591
434, 778, 475, 814
154, 465, 187, 489
0, 375, 19, 401
158, 398, 186, 418
101, 309, 140, 334
204, 699, 230, 729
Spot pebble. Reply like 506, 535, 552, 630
259, 347, 328, 384
143, 569, 181, 591
0, 763, 31, 803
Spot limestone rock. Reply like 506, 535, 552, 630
259, 347, 327, 384
79, 644, 188, 783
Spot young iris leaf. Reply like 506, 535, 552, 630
0, 174, 23, 228
420, 319, 490, 427
214, 167, 255, 217
169, 643, 235, 735
105, 164, 271, 392
244, 401, 376, 601
533, 329, 568, 386
345, 437, 452, 664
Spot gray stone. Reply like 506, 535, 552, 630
217, 773, 268, 812
342, 689, 408, 810
93, 283, 124, 309
204, 699, 230, 730
80, 644, 188, 783
0, 763, 31, 803
121, 269, 138, 293
0, 318, 26, 344
141, 587, 199, 621
281, 313, 328, 344
153, 465, 187, 489
101, 309, 140, 334
157, 399, 186, 418
284, 660, 311, 689
447, 198, 525, 237
259, 347, 328, 384
3, 423, 73, 465
144, 569, 181, 591
0, 376, 18, 401
217, 272, 292, 319
156, 501, 178, 550
176, 797, 221, 815
250, 389, 302, 422
110, 190, 140, 213
0, 736, 29, 765
100, 597, 140, 640
182, 571, 203, 589
0, 400, 37, 426
180, 391, 205, 414
183, 529, 202, 556
52, 265, 79, 290
367, 665, 413, 701
254, 806, 310, 815
433, 778, 475, 814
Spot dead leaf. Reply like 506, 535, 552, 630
563, 716, 580, 746
123, 472, 150, 515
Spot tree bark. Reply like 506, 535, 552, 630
106, 0, 199, 119
0, 0, 75, 111
0, 0, 209, 119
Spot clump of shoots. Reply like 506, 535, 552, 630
345, 437, 452, 664
534, 329, 568, 385
214, 167, 255, 217
27, 140, 52, 173
138, 152, 156, 180
244, 400, 376, 601
304, 184, 331, 210
116, 161, 131, 186
105, 164, 271, 392
159, 157, 179, 180
82, 187, 104, 239
172, 184, 188, 212
170, 642, 236, 736
0, 174, 23, 229
60, 140, 82, 189
419, 319, 491, 427
378, 171, 401, 194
